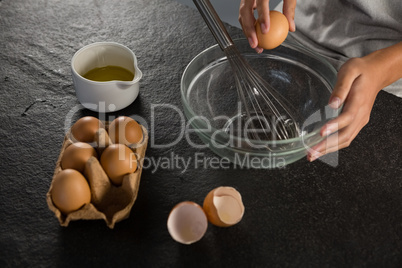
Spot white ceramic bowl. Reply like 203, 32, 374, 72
71, 42, 143, 113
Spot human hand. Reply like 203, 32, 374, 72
239, 0, 296, 53
307, 55, 392, 162
308, 41, 402, 161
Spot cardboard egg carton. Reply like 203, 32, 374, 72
46, 125, 148, 229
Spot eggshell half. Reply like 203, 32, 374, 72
167, 201, 208, 245
203, 186, 245, 227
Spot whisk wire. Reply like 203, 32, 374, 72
193, 0, 300, 142
225, 45, 298, 141
228, 49, 271, 140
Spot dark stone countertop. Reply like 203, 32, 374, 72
0, 0, 401, 266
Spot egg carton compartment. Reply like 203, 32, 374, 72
46, 124, 148, 229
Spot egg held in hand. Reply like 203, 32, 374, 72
256, 10, 289, 50
100, 144, 137, 186
51, 169, 91, 215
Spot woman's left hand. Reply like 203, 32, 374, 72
307, 42, 402, 162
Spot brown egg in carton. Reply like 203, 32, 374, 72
46, 123, 148, 229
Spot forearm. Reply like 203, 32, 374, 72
364, 41, 402, 90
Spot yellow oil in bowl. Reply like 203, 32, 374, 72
83, 65, 134, 82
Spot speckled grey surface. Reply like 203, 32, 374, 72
0, 0, 402, 267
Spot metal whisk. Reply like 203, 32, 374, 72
193, 0, 300, 141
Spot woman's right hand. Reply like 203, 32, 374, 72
239, 0, 297, 53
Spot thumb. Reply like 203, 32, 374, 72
329, 60, 360, 109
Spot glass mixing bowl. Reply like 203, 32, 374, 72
181, 39, 340, 168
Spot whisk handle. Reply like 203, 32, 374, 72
193, 0, 234, 50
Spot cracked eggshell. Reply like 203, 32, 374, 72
167, 201, 208, 245
203, 186, 245, 227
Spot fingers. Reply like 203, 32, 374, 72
307, 124, 362, 162
282, 0, 297, 32
239, 0, 268, 53
239, 0, 296, 53
305, 56, 381, 162
254, 46, 264, 54
329, 58, 362, 109
308, 97, 369, 162
320, 102, 358, 137
308, 111, 353, 161
239, 0, 259, 49
255, 0, 270, 34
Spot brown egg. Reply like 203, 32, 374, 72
256, 10, 289, 50
71, 116, 105, 143
61, 142, 97, 173
51, 169, 91, 215
108, 116, 143, 145
203, 186, 245, 227
100, 144, 137, 186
